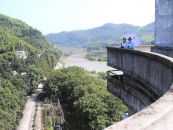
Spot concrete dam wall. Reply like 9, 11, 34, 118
155, 0, 173, 47
151, 46, 173, 58
105, 47, 173, 130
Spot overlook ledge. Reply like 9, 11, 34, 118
105, 47, 173, 130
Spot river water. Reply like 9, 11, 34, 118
64, 54, 113, 72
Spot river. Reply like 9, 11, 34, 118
64, 54, 113, 72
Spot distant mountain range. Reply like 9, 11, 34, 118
45, 23, 154, 47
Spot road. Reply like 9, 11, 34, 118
17, 94, 37, 130
35, 102, 42, 130
17, 58, 60, 130
17, 84, 43, 130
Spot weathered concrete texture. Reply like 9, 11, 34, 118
151, 46, 173, 58
107, 47, 173, 96
105, 85, 173, 130
107, 74, 158, 113
106, 47, 173, 130
107, 48, 173, 97
155, 0, 173, 47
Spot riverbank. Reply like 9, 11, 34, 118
64, 53, 112, 72
85, 53, 107, 61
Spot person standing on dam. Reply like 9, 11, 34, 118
121, 38, 127, 48
125, 37, 134, 49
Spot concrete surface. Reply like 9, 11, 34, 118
134, 45, 153, 52
105, 85, 173, 130
151, 46, 173, 58
17, 84, 43, 130
35, 102, 42, 130
17, 95, 36, 130
155, 0, 173, 47
106, 47, 173, 130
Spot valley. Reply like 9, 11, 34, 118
0, 12, 153, 130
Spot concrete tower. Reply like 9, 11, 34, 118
155, 0, 173, 47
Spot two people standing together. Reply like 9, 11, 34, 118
121, 37, 134, 49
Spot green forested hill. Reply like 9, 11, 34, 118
0, 28, 35, 53
46, 22, 154, 47
135, 23, 154, 44
0, 13, 61, 129
0, 13, 51, 50
0, 13, 61, 70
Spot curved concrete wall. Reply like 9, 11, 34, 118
151, 46, 173, 58
106, 47, 173, 130
107, 73, 158, 113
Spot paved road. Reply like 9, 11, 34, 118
35, 102, 42, 130
17, 95, 37, 130
17, 84, 43, 130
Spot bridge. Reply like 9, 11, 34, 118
105, 0, 173, 129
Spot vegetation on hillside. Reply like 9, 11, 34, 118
0, 13, 61, 129
44, 67, 127, 130
85, 53, 107, 61
46, 23, 154, 47
46, 23, 154, 61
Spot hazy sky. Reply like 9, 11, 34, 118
0, 0, 155, 34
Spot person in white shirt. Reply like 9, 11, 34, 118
121, 38, 127, 48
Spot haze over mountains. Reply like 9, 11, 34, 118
46, 23, 154, 47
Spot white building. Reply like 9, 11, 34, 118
16, 51, 27, 59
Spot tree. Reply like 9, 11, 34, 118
44, 66, 127, 130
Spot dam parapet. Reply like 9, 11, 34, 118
106, 47, 173, 130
